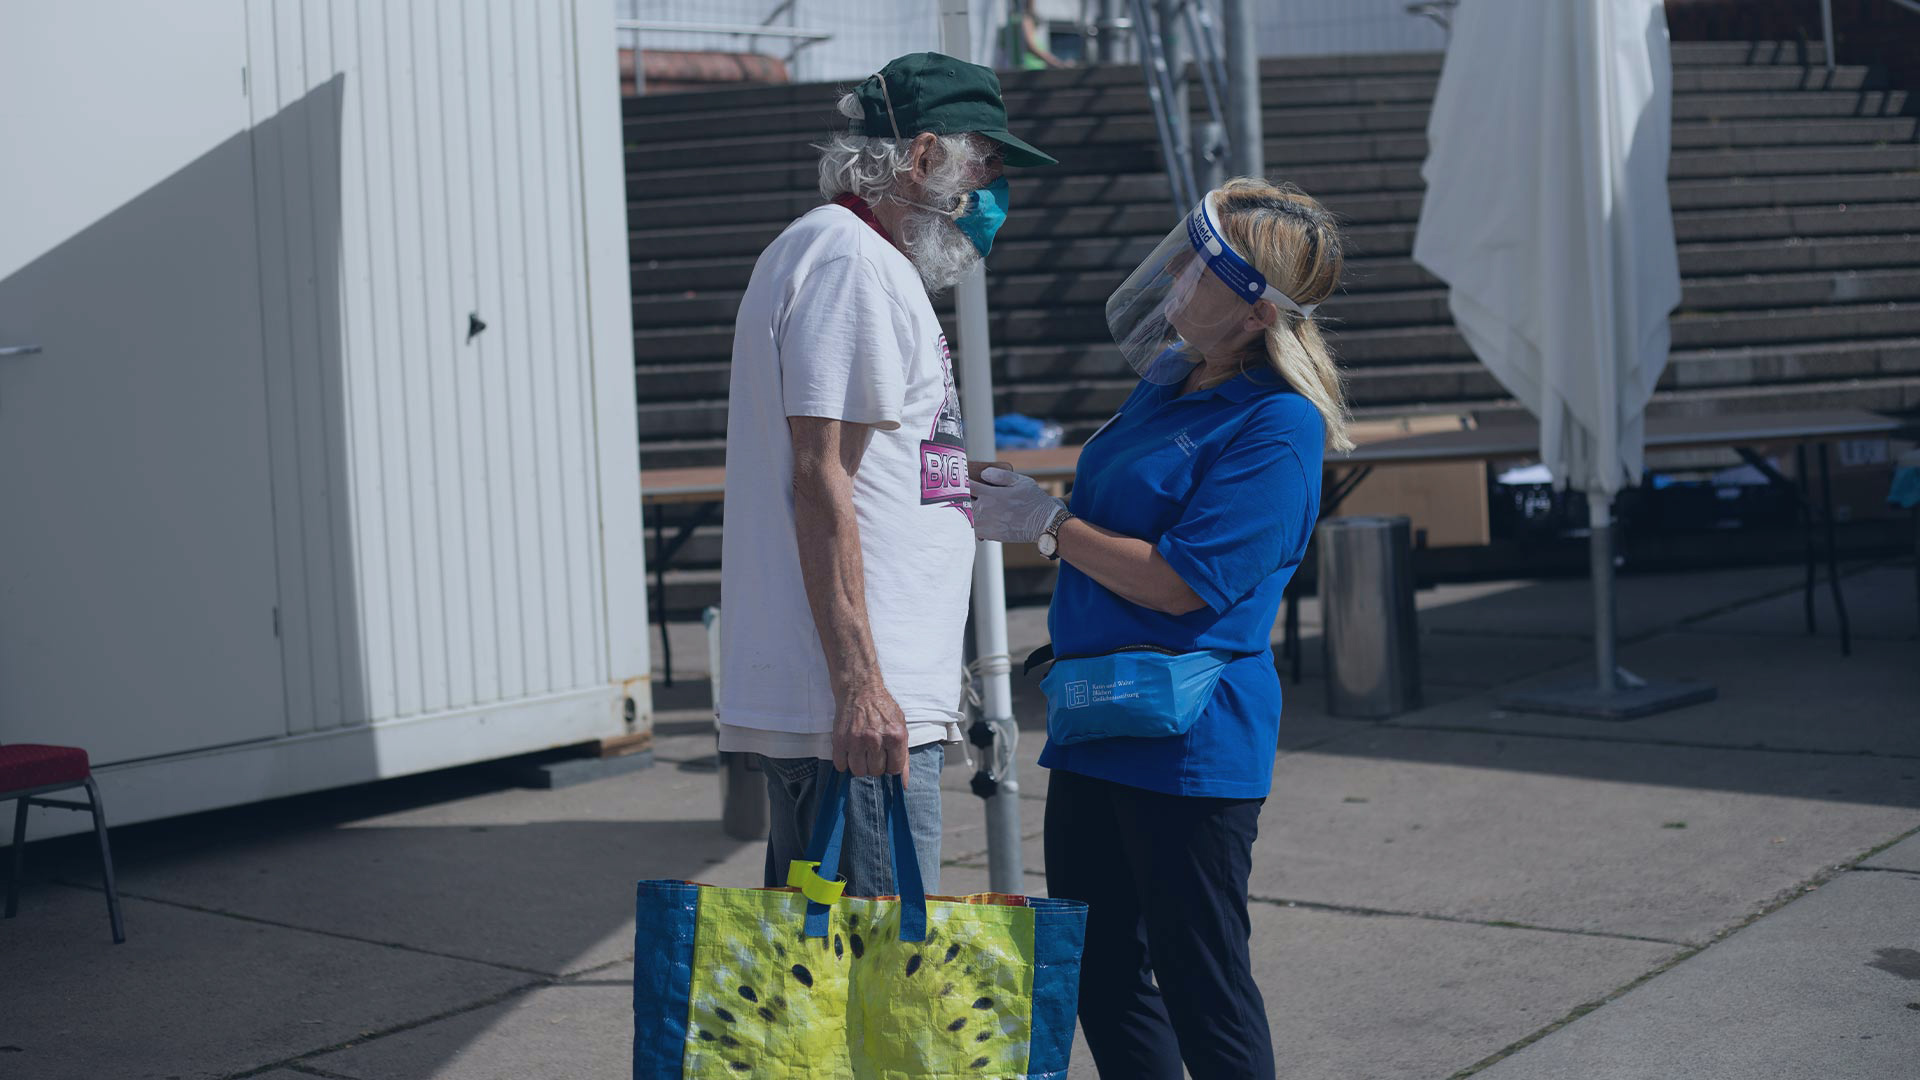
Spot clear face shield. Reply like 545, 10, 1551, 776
1105, 191, 1319, 384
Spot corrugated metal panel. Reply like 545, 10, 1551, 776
246, 0, 617, 729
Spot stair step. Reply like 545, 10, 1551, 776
1664, 336, 1920, 389
1682, 268, 1920, 309
617, 41, 1858, 120
635, 269, 1920, 342
1678, 234, 1920, 276
1669, 172, 1920, 211
628, 142, 1920, 210
627, 165, 1920, 236
632, 230, 1920, 305
626, 113, 1919, 176
632, 199, 1919, 265
634, 88, 1911, 148
1674, 89, 1912, 120
1670, 301, 1920, 348
640, 437, 730, 470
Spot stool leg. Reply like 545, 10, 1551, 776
83, 779, 126, 944
6, 796, 27, 918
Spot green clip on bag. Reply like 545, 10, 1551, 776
634, 769, 1088, 1078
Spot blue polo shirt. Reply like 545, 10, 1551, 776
1037, 368, 1325, 798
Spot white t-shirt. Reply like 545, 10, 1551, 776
716, 203, 975, 759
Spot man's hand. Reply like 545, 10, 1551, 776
833, 681, 910, 784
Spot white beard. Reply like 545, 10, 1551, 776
899, 208, 983, 295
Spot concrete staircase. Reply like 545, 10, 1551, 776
627, 41, 1920, 616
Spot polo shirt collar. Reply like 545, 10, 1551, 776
1216, 367, 1288, 401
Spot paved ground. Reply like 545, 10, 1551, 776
2, 562, 1915, 1079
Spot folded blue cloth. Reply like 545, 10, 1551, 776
1889, 467, 1920, 510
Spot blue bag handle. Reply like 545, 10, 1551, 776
795, 769, 927, 943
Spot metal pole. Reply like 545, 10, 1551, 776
1820, 0, 1836, 72
1097, 0, 1123, 62
1158, 0, 1196, 191
1588, 491, 1616, 695
942, 0, 1025, 897
1132, 0, 1194, 208
1222, 0, 1264, 178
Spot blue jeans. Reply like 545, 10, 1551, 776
759, 743, 945, 897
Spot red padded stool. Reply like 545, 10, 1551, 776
2, 744, 125, 943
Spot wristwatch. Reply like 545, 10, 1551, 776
1037, 506, 1074, 561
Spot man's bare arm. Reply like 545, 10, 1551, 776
789, 416, 909, 781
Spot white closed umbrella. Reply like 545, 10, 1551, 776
1413, 0, 1713, 718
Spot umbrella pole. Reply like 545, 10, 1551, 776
1496, 487, 1716, 719
1589, 491, 1617, 695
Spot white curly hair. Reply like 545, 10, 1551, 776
815, 92, 992, 293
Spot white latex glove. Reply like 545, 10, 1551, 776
971, 467, 1066, 544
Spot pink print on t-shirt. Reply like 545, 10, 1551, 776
921, 333, 972, 520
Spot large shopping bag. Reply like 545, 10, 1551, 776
634, 769, 1087, 1079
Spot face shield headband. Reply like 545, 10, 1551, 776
1105, 192, 1320, 384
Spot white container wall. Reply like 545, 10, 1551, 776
0, 0, 650, 838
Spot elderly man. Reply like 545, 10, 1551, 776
717, 53, 1055, 896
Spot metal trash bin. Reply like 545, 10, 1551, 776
1317, 516, 1421, 718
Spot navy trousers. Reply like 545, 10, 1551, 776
1044, 769, 1274, 1079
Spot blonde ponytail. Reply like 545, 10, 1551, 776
1214, 178, 1354, 454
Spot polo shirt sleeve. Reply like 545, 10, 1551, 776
1155, 401, 1323, 614
777, 253, 910, 431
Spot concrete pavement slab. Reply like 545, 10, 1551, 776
0, 889, 532, 1080
1684, 563, 1918, 642
1471, 869, 1920, 1080
1288, 628, 1590, 691
1860, 829, 1920, 872
1066, 899, 1672, 1080
947, 723, 1920, 943
1247, 725, 1920, 944
313, 963, 635, 1080
1416, 565, 1805, 641
88, 764, 759, 976
1400, 632, 1920, 758
305, 903, 1672, 1080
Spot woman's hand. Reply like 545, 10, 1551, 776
969, 459, 1011, 483
971, 467, 1066, 544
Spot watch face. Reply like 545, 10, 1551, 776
1037, 532, 1058, 558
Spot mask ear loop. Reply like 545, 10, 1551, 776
871, 72, 905, 140
871, 73, 988, 222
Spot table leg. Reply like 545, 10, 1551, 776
1818, 443, 1852, 657
653, 510, 673, 687
1796, 444, 1816, 635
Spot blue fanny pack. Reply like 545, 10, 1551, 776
1031, 644, 1237, 745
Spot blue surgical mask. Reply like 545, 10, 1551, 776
955, 177, 1010, 257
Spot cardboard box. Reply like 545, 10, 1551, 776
1329, 415, 1491, 548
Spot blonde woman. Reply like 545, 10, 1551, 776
972, 178, 1348, 1078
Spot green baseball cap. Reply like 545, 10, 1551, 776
852, 52, 1058, 168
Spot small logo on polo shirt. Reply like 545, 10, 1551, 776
1172, 430, 1197, 455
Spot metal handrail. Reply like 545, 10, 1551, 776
1406, 0, 1458, 37
613, 19, 832, 43
1128, 0, 1235, 213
